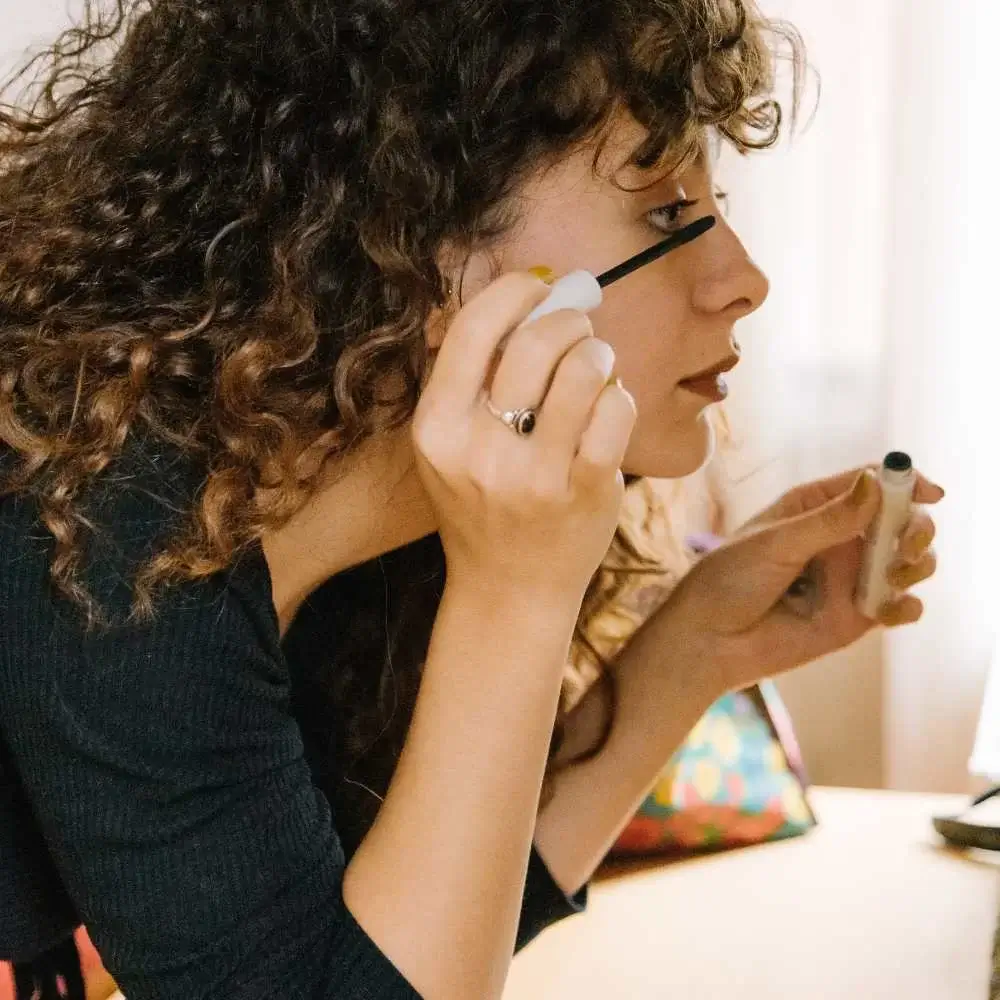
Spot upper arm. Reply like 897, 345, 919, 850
0, 564, 417, 999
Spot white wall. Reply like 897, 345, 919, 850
719, 0, 998, 793
880, 0, 999, 792
715, 0, 897, 788
1, 0, 72, 81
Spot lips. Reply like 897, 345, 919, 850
677, 354, 740, 402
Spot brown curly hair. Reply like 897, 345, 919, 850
0, 0, 803, 852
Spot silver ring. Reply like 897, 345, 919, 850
482, 396, 538, 436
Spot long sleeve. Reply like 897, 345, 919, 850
281, 533, 589, 960
516, 847, 586, 952
0, 489, 422, 998
0, 477, 586, 999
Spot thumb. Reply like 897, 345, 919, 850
759, 469, 881, 565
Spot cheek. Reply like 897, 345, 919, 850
590, 299, 685, 395
498, 226, 604, 288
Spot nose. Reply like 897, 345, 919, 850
691, 217, 769, 320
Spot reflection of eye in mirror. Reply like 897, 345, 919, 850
781, 559, 825, 620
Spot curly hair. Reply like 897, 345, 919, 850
0, 0, 803, 851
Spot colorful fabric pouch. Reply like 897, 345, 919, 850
610, 680, 816, 856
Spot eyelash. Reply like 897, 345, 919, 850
646, 190, 730, 232
646, 198, 699, 233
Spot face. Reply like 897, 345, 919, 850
453, 121, 769, 479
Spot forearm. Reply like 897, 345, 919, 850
533, 608, 721, 895
343, 578, 580, 1000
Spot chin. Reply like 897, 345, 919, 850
622, 409, 716, 480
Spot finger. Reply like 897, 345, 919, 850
792, 465, 943, 510
913, 473, 946, 504
535, 336, 617, 454
898, 511, 936, 562
488, 309, 597, 418
571, 380, 637, 492
425, 272, 551, 413
760, 469, 880, 566
887, 549, 937, 589
877, 594, 924, 627
766, 468, 860, 520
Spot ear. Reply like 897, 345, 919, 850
424, 247, 496, 351
424, 246, 462, 352
424, 299, 453, 352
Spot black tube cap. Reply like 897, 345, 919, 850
884, 451, 912, 472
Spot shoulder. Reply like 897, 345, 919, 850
1, 437, 276, 639
0, 440, 282, 715
0, 475, 294, 827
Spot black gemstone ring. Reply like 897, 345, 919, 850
483, 397, 538, 437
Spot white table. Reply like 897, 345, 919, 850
504, 787, 1000, 1000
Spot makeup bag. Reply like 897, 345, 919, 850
610, 680, 815, 856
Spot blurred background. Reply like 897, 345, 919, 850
712, 0, 1000, 793
3, 0, 997, 796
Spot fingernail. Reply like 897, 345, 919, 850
886, 561, 914, 589
930, 483, 946, 499
877, 600, 905, 626
877, 598, 921, 627
903, 528, 933, 560
848, 470, 875, 508
593, 340, 616, 380
615, 378, 638, 414
528, 266, 556, 285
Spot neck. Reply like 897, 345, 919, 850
261, 425, 438, 636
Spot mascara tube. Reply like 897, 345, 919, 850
520, 270, 604, 326
855, 451, 916, 619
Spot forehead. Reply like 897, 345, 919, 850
597, 117, 712, 187
523, 119, 712, 204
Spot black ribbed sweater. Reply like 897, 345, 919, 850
0, 445, 586, 999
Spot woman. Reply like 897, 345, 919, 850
0, 1, 942, 998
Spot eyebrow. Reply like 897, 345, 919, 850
608, 134, 709, 194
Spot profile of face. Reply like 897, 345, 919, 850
448, 121, 769, 480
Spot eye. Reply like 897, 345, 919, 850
646, 198, 699, 234
714, 189, 730, 215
